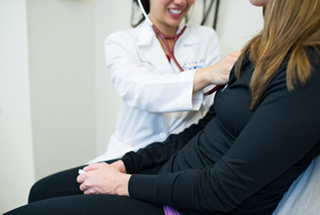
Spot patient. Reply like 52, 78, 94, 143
4, 0, 320, 214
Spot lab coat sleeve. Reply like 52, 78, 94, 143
105, 31, 201, 113
122, 103, 217, 174
127, 52, 320, 213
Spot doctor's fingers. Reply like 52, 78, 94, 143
224, 51, 241, 70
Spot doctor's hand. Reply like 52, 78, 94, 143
77, 162, 131, 196
193, 51, 241, 93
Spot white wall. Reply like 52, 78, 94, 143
0, 0, 35, 213
94, 0, 131, 157
217, 0, 264, 56
1, 0, 96, 213
27, 0, 96, 180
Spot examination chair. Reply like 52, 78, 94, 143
272, 155, 320, 215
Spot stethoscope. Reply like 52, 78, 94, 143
137, 0, 221, 95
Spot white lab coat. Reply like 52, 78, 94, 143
90, 20, 221, 162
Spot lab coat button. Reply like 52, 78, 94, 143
159, 132, 166, 138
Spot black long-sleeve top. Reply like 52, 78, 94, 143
121, 50, 320, 215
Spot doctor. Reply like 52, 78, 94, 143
90, 0, 240, 162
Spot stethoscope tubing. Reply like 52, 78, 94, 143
152, 25, 186, 72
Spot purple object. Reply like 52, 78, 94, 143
163, 205, 181, 215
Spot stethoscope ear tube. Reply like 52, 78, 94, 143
137, 0, 153, 26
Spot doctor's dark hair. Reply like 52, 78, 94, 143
235, 0, 320, 110
132, 0, 150, 27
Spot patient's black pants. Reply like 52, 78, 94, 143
3, 161, 165, 215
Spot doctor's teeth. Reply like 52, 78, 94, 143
169, 9, 183, 15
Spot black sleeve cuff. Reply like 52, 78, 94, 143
128, 174, 175, 206
121, 151, 137, 174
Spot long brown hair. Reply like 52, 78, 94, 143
235, 0, 320, 110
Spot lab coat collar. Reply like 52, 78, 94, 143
177, 24, 199, 46
136, 20, 155, 46
136, 20, 199, 47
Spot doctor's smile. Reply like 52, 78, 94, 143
149, 0, 194, 31
168, 8, 183, 16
